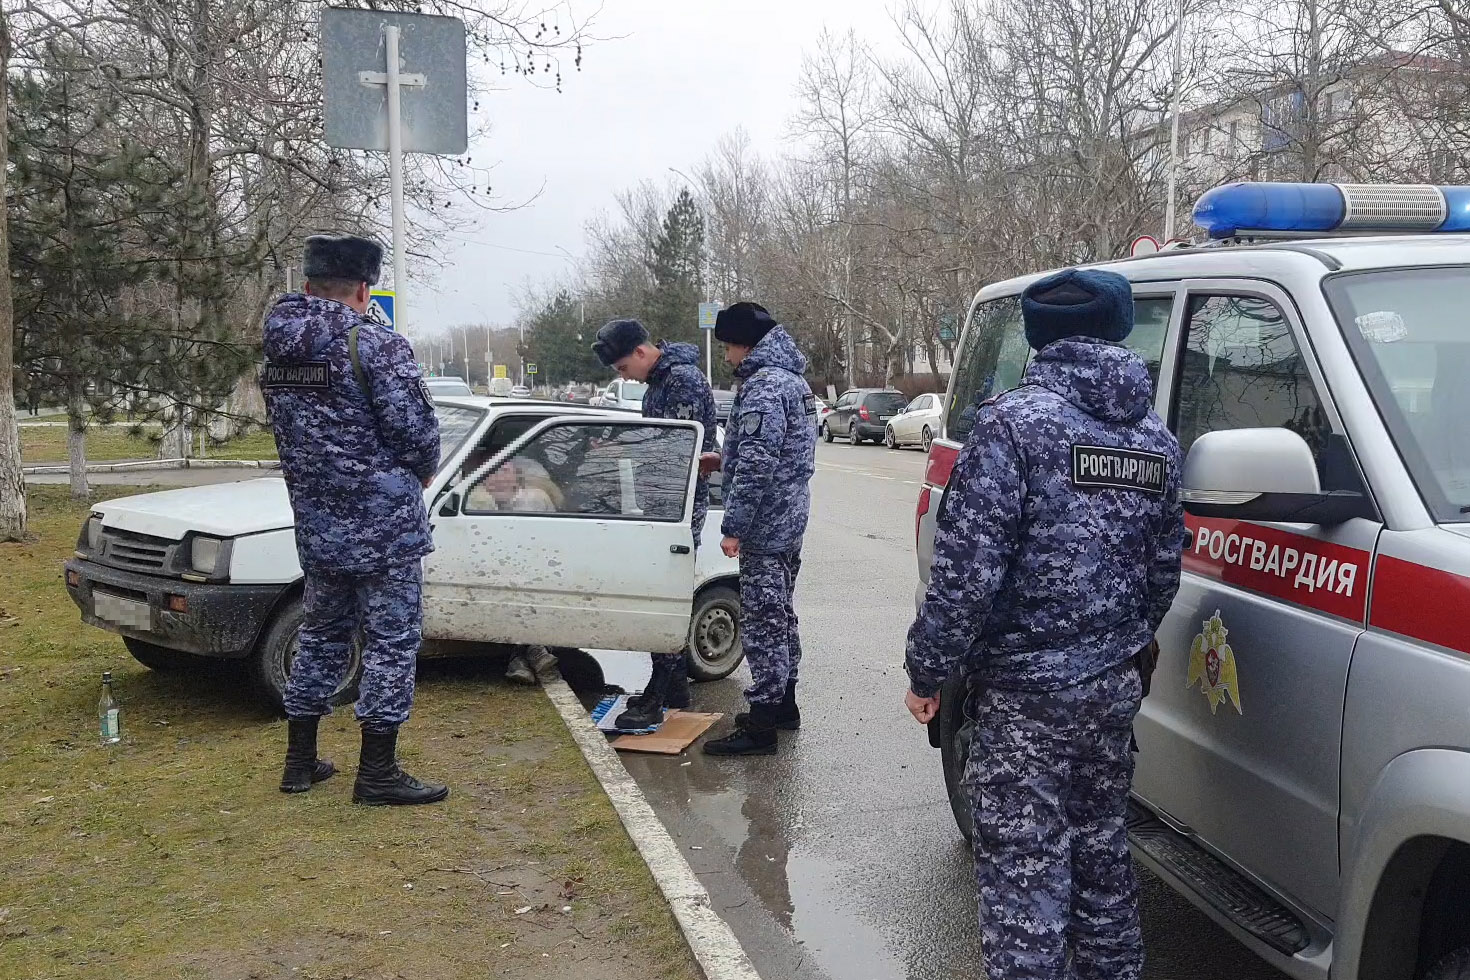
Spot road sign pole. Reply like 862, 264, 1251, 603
706, 329, 712, 385
385, 25, 408, 337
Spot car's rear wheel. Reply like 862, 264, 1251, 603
687, 585, 743, 681
938, 672, 975, 843
885, 426, 898, 449
850, 424, 863, 445
252, 596, 363, 711
123, 636, 212, 672
922, 426, 934, 453
822, 422, 834, 443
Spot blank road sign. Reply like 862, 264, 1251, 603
322, 8, 468, 155
698, 302, 721, 329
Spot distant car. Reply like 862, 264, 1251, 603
712, 389, 736, 424
884, 392, 944, 451
813, 396, 833, 431
597, 379, 646, 411
823, 388, 909, 445
509, 385, 531, 398
425, 377, 473, 399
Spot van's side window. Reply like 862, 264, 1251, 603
945, 293, 1174, 444
1172, 294, 1331, 467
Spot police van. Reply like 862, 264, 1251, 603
915, 182, 1470, 980
64, 399, 743, 707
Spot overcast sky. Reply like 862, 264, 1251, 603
408, 0, 901, 337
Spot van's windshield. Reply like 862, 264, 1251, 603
1326, 267, 1470, 522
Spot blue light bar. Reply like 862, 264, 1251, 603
1193, 182, 1470, 238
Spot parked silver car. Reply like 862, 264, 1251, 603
884, 392, 943, 451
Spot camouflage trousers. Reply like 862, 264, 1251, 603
966, 658, 1144, 980
285, 562, 423, 733
739, 548, 803, 706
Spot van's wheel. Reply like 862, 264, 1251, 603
822, 422, 834, 443
922, 427, 933, 453
687, 584, 743, 681
938, 672, 975, 843
1423, 946, 1470, 980
123, 636, 211, 671
885, 426, 898, 449
252, 596, 363, 711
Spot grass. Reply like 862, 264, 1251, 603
0, 488, 697, 980
19, 428, 279, 465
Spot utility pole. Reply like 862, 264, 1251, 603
484, 323, 492, 389
1162, 0, 1187, 242
460, 326, 470, 383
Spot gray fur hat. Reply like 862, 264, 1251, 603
303, 235, 383, 286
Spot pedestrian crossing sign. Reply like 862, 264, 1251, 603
367, 290, 395, 330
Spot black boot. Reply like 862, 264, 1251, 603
736, 679, 799, 731
664, 654, 693, 710
615, 654, 676, 729
351, 729, 449, 806
280, 716, 336, 793
703, 703, 779, 756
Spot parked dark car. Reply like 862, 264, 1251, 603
823, 388, 909, 444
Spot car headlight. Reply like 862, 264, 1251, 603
190, 535, 224, 575
80, 516, 103, 553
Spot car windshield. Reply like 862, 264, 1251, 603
1326, 267, 1470, 522
867, 392, 908, 415
429, 380, 473, 396
433, 405, 483, 465
622, 382, 648, 401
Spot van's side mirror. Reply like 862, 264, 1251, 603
1182, 428, 1370, 525
438, 492, 461, 517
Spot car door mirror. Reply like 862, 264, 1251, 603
1182, 428, 1369, 525
438, 491, 461, 517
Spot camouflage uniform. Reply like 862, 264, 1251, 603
640, 341, 719, 703
721, 326, 818, 706
906, 338, 1185, 980
263, 293, 439, 731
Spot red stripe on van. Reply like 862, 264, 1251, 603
1369, 556, 1470, 655
1183, 516, 1370, 621
924, 441, 959, 488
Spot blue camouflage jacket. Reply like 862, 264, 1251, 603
720, 326, 817, 554
642, 342, 718, 542
905, 339, 1185, 696
262, 294, 440, 574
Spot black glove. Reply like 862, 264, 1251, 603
1135, 637, 1160, 698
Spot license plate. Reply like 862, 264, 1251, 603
879, 416, 893, 421
94, 591, 152, 630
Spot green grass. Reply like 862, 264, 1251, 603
0, 488, 696, 980
19, 428, 279, 464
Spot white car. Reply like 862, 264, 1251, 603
884, 392, 944, 451
509, 385, 531, 398
64, 399, 743, 707
813, 396, 833, 431
596, 379, 646, 411
425, 376, 473, 399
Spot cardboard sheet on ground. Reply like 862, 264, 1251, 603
612, 711, 723, 755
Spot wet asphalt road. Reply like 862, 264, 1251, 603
608, 440, 1292, 980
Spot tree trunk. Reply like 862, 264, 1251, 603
67, 395, 88, 501
0, 9, 27, 540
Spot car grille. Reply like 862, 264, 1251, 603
99, 529, 174, 573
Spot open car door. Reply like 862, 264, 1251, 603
423, 415, 703, 654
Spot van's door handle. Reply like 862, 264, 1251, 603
670, 544, 691, 554
1183, 529, 1194, 549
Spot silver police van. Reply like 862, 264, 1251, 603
915, 182, 1470, 980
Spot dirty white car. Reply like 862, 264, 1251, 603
64, 398, 743, 707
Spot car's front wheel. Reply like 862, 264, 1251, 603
922, 426, 934, 453
123, 636, 212, 672
885, 426, 898, 449
938, 672, 975, 843
252, 596, 363, 711
822, 422, 834, 443
687, 584, 743, 681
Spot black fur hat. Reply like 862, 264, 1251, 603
303, 235, 383, 286
713, 302, 776, 347
591, 318, 650, 367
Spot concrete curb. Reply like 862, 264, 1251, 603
22, 459, 280, 475
542, 676, 761, 980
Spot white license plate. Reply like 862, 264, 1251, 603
94, 591, 152, 630
879, 416, 893, 421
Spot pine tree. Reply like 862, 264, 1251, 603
642, 190, 706, 347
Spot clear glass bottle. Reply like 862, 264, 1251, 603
99, 671, 120, 745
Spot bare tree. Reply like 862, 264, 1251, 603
0, 5, 26, 539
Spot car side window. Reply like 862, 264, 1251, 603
1172, 294, 1332, 471
464, 421, 696, 521
946, 296, 1030, 442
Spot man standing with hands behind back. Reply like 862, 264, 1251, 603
262, 234, 447, 807
702, 302, 817, 757
904, 268, 1185, 979
591, 318, 718, 729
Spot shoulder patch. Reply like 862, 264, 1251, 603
416, 379, 434, 408
740, 412, 762, 436
673, 404, 695, 420
262, 361, 332, 390
802, 392, 817, 418
1071, 445, 1167, 495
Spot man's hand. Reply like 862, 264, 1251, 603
906, 689, 940, 725
699, 452, 722, 476
720, 536, 740, 558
